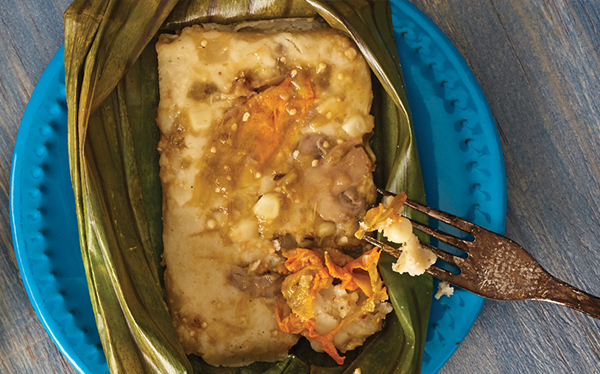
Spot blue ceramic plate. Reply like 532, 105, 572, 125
10, 1, 506, 373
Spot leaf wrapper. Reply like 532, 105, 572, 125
64, 1, 432, 373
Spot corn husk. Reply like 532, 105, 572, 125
64, 1, 432, 373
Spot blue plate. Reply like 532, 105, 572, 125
10, 1, 506, 373
391, 2, 506, 372
9, 45, 107, 374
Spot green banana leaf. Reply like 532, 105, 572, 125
64, 0, 433, 373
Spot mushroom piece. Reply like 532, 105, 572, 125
337, 186, 365, 217
296, 134, 331, 159
302, 141, 375, 223
227, 266, 283, 298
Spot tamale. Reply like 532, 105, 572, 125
155, 22, 386, 366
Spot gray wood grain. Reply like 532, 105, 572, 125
1, 0, 599, 373
0, 1, 78, 373
408, 0, 600, 373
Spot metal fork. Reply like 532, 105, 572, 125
363, 189, 600, 319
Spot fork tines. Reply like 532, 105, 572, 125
378, 188, 475, 233
371, 189, 474, 276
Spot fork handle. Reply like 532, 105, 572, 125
540, 276, 600, 319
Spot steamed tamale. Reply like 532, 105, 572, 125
156, 23, 386, 367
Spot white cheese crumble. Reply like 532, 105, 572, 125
434, 281, 454, 299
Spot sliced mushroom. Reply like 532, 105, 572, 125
297, 134, 331, 159
227, 266, 283, 298
302, 142, 374, 223
337, 187, 366, 216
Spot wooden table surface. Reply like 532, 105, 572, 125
1, 1, 599, 373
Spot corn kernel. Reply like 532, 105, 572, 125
342, 114, 373, 137
318, 221, 336, 237
252, 193, 281, 222
383, 218, 413, 244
